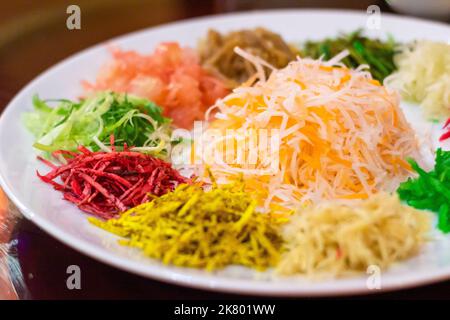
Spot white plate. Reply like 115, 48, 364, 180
1, 9, 450, 297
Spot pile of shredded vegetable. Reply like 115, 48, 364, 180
202, 49, 421, 212
90, 179, 284, 270
84, 42, 230, 129
385, 40, 450, 119
22, 92, 171, 158
37, 142, 188, 219
277, 193, 431, 277
299, 29, 397, 82
198, 28, 297, 87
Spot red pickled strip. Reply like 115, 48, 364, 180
77, 168, 133, 188
110, 135, 116, 152
78, 172, 127, 212
37, 156, 57, 169
119, 178, 144, 201
71, 178, 83, 196
36, 171, 65, 190
77, 145, 92, 155
439, 130, 450, 142
443, 117, 450, 129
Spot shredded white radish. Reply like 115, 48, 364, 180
385, 40, 450, 119
199, 50, 421, 213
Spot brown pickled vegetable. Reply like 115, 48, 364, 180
198, 28, 297, 87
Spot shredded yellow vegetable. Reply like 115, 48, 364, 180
89, 180, 284, 271
277, 193, 431, 277
201, 50, 421, 213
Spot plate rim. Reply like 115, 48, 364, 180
1, 8, 450, 297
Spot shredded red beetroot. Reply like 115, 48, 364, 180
37, 145, 189, 219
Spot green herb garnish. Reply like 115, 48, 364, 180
299, 29, 397, 81
397, 148, 450, 233
23, 91, 172, 158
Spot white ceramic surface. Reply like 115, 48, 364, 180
387, 0, 450, 20
1, 10, 450, 297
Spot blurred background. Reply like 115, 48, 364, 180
0, 0, 448, 108
0, 0, 449, 300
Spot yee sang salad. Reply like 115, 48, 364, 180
22, 27, 450, 277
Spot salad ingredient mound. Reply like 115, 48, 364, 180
204, 51, 420, 212
37, 145, 188, 219
397, 148, 450, 233
23, 92, 171, 157
385, 40, 450, 119
90, 179, 284, 271
84, 42, 230, 129
198, 28, 297, 87
277, 193, 431, 277
299, 30, 397, 82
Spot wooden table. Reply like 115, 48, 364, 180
1, 0, 449, 299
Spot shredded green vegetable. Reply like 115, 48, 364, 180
23, 92, 172, 158
89, 180, 284, 271
299, 29, 397, 81
397, 149, 450, 233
